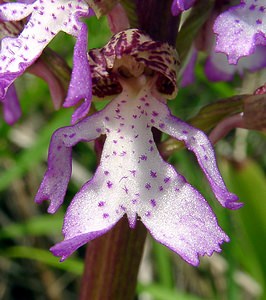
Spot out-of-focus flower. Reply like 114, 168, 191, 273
180, 1, 266, 85
213, 0, 266, 64
35, 29, 241, 266
171, 0, 196, 16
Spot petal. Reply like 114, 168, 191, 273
171, 0, 196, 16
63, 24, 92, 124
51, 175, 124, 260
0, 0, 90, 98
140, 183, 229, 266
0, 2, 32, 21
205, 45, 266, 82
213, 1, 266, 64
2, 83, 21, 125
35, 110, 104, 213
151, 97, 242, 209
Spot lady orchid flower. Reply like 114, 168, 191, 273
35, 29, 242, 266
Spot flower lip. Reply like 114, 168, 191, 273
89, 29, 180, 99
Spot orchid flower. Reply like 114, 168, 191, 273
171, 0, 196, 16
214, 0, 266, 64
0, 0, 118, 123
35, 29, 242, 266
180, 1, 266, 85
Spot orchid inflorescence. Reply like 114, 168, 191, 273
0, 0, 265, 267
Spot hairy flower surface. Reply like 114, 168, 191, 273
214, 0, 266, 64
36, 29, 242, 266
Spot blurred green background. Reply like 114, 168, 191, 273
0, 17, 265, 300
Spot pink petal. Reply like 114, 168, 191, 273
35, 110, 104, 213
141, 183, 229, 266
63, 24, 92, 124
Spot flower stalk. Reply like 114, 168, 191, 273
80, 217, 147, 300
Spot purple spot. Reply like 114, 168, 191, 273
132, 199, 137, 204
159, 123, 165, 129
121, 100, 127, 103
149, 146, 154, 152
107, 181, 113, 188
145, 211, 151, 217
130, 170, 136, 176
119, 151, 127, 156
57, 145, 62, 151
103, 213, 109, 218
204, 155, 208, 161
164, 177, 170, 183
259, 6, 265, 12
113, 140, 118, 144
152, 111, 159, 117
249, 4, 256, 10
159, 186, 163, 191
131, 125, 135, 129
113, 151, 117, 156
134, 134, 139, 138
105, 116, 110, 121
69, 133, 76, 138
150, 199, 156, 207
98, 201, 105, 207
120, 205, 126, 211
133, 115, 137, 119
182, 130, 188, 134
256, 19, 262, 24
150, 171, 157, 178
123, 186, 129, 194
96, 128, 102, 133
150, 119, 155, 124
140, 155, 147, 161
145, 183, 151, 190
104, 171, 109, 175
115, 108, 120, 113
148, 139, 153, 144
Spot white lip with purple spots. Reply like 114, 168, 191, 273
36, 76, 241, 265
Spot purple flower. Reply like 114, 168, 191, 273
0, 0, 97, 124
181, 4, 266, 85
213, 0, 266, 64
36, 29, 242, 266
171, 0, 196, 16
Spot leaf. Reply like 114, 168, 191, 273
1, 246, 83, 275
0, 213, 63, 239
137, 283, 203, 300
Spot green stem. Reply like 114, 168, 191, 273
80, 217, 147, 300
